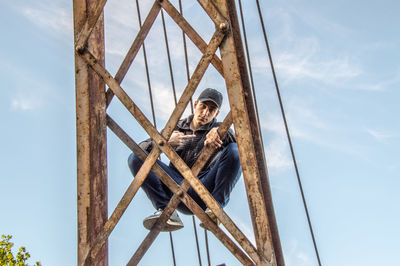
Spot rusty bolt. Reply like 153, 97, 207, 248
176, 190, 184, 198
75, 45, 85, 55
158, 140, 165, 146
219, 22, 228, 32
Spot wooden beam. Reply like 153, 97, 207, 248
223, 0, 285, 264
212, 0, 284, 265
146, 117, 269, 265
80, 28, 225, 263
75, 0, 107, 52
106, 114, 254, 265
125, 113, 257, 266
105, 1, 161, 106
73, 0, 108, 265
197, 0, 226, 26
160, 0, 224, 76
81, 31, 267, 263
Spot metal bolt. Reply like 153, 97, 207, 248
219, 22, 228, 32
75, 45, 85, 54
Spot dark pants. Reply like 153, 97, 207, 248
128, 143, 241, 215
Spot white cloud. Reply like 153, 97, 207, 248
249, 30, 362, 87
11, 93, 43, 111
105, 0, 142, 31
0, 61, 50, 112
152, 82, 179, 121
275, 52, 361, 85
20, 2, 72, 39
264, 137, 292, 171
259, 113, 291, 170
259, 103, 331, 171
357, 70, 400, 91
285, 101, 331, 140
365, 128, 394, 142
248, 3, 363, 88
285, 239, 313, 266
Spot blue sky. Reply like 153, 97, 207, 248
1, 0, 399, 265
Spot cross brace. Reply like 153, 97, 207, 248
73, 0, 284, 265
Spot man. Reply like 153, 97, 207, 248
128, 88, 241, 231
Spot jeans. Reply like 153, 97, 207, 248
128, 143, 241, 215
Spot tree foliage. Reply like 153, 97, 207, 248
0, 235, 41, 266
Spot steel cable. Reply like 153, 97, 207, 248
204, 229, 211, 266
254, 1, 322, 265
161, 9, 178, 105
192, 216, 203, 266
179, 0, 194, 115
237, 0, 262, 135
135, 1, 178, 265
177, 0, 206, 263
161, 4, 203, 264
136, 0, 157, 128
169, 232, 177, 266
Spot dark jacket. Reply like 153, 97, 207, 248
139, 115, 236, 172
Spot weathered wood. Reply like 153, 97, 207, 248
212, 0, 283, 265
82, 35, 267, 262
105, 1, 161, 106
197, 0, 226, 26
160, 0, 224, 75
72, 0, 285, 264
75, 0, 107, 52
125, 113, 258, 266
106, 114, 253, 265
224, 0, 285, 265
74, 0, 108, 265
82, 27, 267, 265
147, 118, 269, 266
80, 28, 225, 263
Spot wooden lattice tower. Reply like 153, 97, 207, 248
73, 0, 284, 265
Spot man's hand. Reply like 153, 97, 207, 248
168, 131, 196, 147
204, 127, 222, 148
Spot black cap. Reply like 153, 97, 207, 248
197, 88, 223, 108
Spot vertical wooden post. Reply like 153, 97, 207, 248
213, 0, 285, 265
73, 0, 108, 265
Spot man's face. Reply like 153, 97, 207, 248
193, 100, 219, 127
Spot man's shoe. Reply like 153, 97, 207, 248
200, 208, 220, 230
143, 209, 184, 232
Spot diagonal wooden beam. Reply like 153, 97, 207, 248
197, 0, 227, 26
80, 29, 267, 263
126, 113, 259, 266
105, 1, 161, 107
83, 148, 160, 265
106, 114, 254, 265
80, 28, 226, 264
212, 0, 283, 264
75, 0, 107, 52
136, 115, 270, 265
216, 0, 275, 260
83, 28, 268, 264
160, 0, 224, 76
